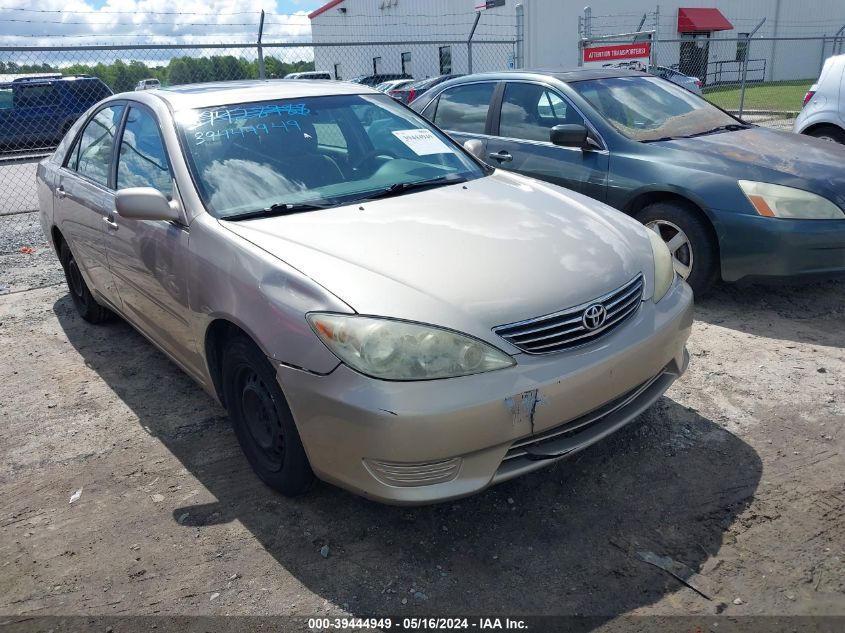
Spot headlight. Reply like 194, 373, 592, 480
646, 227, 675, 302
738, 180, 844, 220
307, 314, 515, 380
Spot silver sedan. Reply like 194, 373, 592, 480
36, 80, 693, 505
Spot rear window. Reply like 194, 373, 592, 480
64, 80, 112, 105
432, 82, 495, 134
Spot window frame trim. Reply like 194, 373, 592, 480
60, 99, 129, 192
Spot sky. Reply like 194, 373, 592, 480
0, 0, 328, 46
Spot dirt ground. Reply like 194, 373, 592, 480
1, 238, 843, 631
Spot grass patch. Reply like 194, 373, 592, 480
703, 79, 813, 112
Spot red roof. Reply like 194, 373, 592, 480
309, 0, 345, 20
677, 8, 733, 32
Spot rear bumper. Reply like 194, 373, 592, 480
717, 212, 845, 282
277, 279, 693, 505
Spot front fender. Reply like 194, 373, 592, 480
188, 214, 351, 375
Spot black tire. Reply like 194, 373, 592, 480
222, 335, 314, 496
805, 125, 845, 144
636, 201, 719, 296
59, 241, 113, 323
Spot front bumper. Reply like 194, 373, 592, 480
717, 212, 845, 282
278, 279, 693, 505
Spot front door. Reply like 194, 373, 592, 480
486, 81, 609, 201
106, 105, 202, 376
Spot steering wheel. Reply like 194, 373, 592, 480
352, 148, 399, 172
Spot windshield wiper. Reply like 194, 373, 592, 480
222, 200, 334, 222
641, 123, 752, 144
685, 123, 752, 138
352, 175, 468, 203
641, 136, 681, 143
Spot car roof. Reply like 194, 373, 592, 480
147, 79, 377, 110
445, 67, 647, 83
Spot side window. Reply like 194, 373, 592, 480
73, 104, 125, 186
117, 106, 173, 198
432, 82, 495, 134
14, 84, 60, 109
313, 122, 348, 149
499, 82, 584, 143
0, 87, 12, 110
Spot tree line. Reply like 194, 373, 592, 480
0, 56, 315, 92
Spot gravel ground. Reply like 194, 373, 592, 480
0, 212, 64, 295
0, 251, 843, 631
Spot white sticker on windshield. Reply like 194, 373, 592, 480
392, 129, 452, 155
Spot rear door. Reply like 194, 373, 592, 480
56, 103, 126, 306
486, 81, 609, 201
421, 80, 498, 155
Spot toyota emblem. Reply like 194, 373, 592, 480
582, 304, 607, 330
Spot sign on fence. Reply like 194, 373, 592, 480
583, 43, 651, 66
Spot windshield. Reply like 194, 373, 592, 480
570, 76, 739, 142
176, 93, 485, 219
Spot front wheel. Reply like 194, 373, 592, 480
222, 335, 314, 497
636, 202, 718, 296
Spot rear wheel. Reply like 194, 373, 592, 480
636, 202, 718, 296
222, 335, 314, 496
59, 242, 113, 323
805, 125, 845, 144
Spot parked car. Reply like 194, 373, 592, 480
375, 78, 414, 93
348, 73, 412, 87
283, 71, 333, 80
0, 75, 112, 149
648, 65, 702, 95
134, 78, 161, 91
794, 54, 845, 144
388, 74, 465, 104
37, 80, 692, 505
412, 69, 845, 294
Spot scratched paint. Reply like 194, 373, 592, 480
504, 389, 541, 432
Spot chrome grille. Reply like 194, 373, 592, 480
493, 274, 644, 354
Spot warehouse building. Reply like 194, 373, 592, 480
309, 0, 845, 85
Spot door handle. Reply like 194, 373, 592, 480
56, 185, 66, 199
488, 151, 513, 163
102, 216, 118, 231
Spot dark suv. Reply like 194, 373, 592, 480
0, 75, 113, 150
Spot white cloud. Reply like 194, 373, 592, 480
0, 0, 312, 46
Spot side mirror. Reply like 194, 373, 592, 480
463, 139, 486, 161
550, 124, 589, 148
115, 187, 181, 223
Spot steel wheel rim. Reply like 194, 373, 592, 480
646, 220, 693, 280
237, 367, 285, 472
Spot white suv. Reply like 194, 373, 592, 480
134, 78, 161, 91
794, 54, 845, 143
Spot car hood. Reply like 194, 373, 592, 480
658, 127, 845, 209
221, 171, 654, 348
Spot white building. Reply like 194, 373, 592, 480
309, 0, 845, 84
